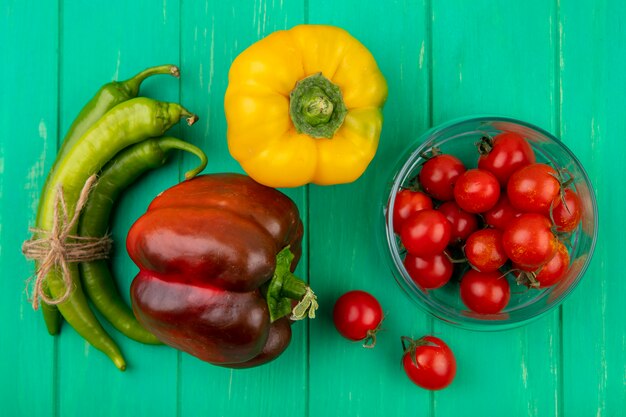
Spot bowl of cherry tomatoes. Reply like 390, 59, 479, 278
382, 116, 598, 330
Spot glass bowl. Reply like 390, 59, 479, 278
380, 116, 598, 331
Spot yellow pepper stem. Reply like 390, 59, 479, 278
289, 72, 347, 139
302, 87, 334, 126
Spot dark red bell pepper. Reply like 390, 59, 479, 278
126, 173, 317, 368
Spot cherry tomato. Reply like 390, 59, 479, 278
484, 194, 522, 230
418, 154, 466, 201
477, 132, 536, 186
533, 241, 570, 287
514, 241, 570, 288
551, 188, 582, 232
400, 209, 452, 257
507, 163, 560, 215
453, 169, 500, 213
392, 189, 434, 233
502, 213, 558, 270
333, 291, 383, 347
464, 228, 508, 272
460, 269, 510, 314
401, 335, 456, 390
404, 253, 453, 289
437, 201, 479, 244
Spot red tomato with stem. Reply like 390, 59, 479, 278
392, 189, 433, 233
484, 194, 522, 230
401, 335, 456, 390
460, 269, 510, 314
418, 154, 466, 201
400, 209, 452, 257
464, 228, 508, 272
403, 253, 453, 289
333, 291, 383, 348
437, 201, 479, 244
453, 169, 500, 213
551, 188, 582, 232
502, 213, 558, 270
477, 132, 536, 186
507, 163, 560, 215
516, 241, 571, 288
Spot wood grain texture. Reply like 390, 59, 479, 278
178, 2, 309, 417
1, 0, 625, 415
56, 1, 182, 416
559, 0, 626, 414
307, 1, 433, 416
429, 1, 561, 415
0, 1, 58, 416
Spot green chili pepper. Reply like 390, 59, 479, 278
40, 64, 179, 335
79, 137, 207, 344
57, 64, 179, 162
40, 302, 60, 336
34, 97, 198, 370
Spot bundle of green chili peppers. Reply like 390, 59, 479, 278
23, 65, 207, 371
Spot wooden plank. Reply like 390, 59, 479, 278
307, 1, 433, 415
56, 1, 182, 416
429, 1, 561, 415
0, 1, 58, 415
178, 1, 309, 416
560, 0, 626, 414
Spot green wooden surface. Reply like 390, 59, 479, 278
1, 0, 625, 416
430, 2, 561, 415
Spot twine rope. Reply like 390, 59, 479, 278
22, 174, 112, 310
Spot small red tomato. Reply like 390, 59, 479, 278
507, 163, 560, 215
460, 269, 510, 314
333, 291, 383, 347
533, 241, 571, 287
464, 229, 508, 272
403, 253, 453, 289
551, 188, 582, 232
514, 241, 571, 288
484, 194, 522, 230
437, 201, 479, 244
392, 189, 434, 233
502, 213, 558, 270
477, 132, 536, 186
418, 154, 466, 201
400, 209, 452, 257
401, 335, 456, 390
453, 169, 500, 213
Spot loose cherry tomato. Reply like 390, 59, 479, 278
502, 213, 558, 270
484, 194, 522, 230
392, 189, 433, 233
418, 154, 466, 201
460, 269, 510, 314
333, 291, 383, 347
453, 169, 500, 213
507, 163, 560, 215
437, 201, 479, 244
551, 188, 582, 232
477, 132, 536, 186
400, 209, 452, 257
403, 253, 453, 289
464, 228, 508, 272
401, 335, 456, 390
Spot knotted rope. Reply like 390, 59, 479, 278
22, 174, 112, 310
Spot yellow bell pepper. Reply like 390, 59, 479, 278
224, 25, 388, 187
